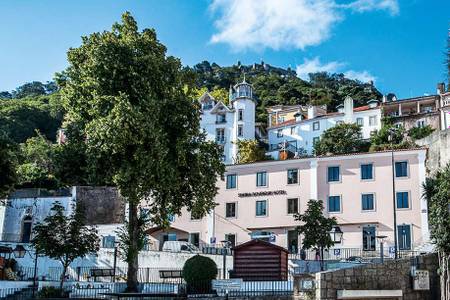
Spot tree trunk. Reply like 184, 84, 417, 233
126, 201, 139, 292
60, 264, 68, 296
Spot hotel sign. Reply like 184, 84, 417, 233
238, 190, 287, 198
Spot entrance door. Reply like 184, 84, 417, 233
362, 226, 376, 251
287, 230, 298, 254
397, 225, 411, 250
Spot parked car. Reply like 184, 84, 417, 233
162, 241, 199, 253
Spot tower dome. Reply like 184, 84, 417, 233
230, 76, 254, 102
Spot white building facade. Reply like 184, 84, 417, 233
267, 97, 382, 158
199, 80, 256, 164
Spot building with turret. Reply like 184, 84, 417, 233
199, 78, 256, 164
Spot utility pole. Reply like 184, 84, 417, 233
389, 130, 398, 259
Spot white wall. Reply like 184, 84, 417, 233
268, 108, 382, 156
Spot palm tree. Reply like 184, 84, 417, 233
422, 163, 450, 300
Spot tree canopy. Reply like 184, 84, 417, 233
295, 199, 337, 251
0, 132, 17, 199
61, 12, 225, 291
32, 202, 98, 293
313, 123, 369, 155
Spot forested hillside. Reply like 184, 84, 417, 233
0, 81, 64, 143
0, 61, 383, 144
190, 61, 382, 122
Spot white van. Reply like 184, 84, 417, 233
162, 241, 199, 253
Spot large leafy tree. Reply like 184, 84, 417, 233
32, 202, 98, 293
295, 199, 337, 270
313, 123, 369, 155
0, 132, 17, 199
61, 12, 224, 291
422, 164, 450, 299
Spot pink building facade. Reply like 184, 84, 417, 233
155, 148, 428, 254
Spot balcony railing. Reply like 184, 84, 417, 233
443, 96, 450, 107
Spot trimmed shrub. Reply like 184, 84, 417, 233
37, 286, 69, 298
408, 125, 435, 140
182, 255, 218, 294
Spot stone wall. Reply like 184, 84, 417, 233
75, 186, 125, 225
416, 128, 450, 174
315, 253, 439, 300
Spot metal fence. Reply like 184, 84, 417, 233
288, 247, 422, 262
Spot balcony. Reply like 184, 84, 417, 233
215, 119, 227, 124
216, 138, 226, 145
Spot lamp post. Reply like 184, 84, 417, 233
324, 226, 343, 271
376, 235, 387, 263
388, 129, 398, 259
10, 244, 38, 297
220, 240, 231, 279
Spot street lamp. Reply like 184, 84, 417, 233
13, 245, 27, 258
388, 128, 398, 259
376, 235, 387, 263
220, 240, 231, 279
329, 226, 343, 244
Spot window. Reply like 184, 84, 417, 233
225, 202, 236, 218
256, 171, 267, 187
356, 117, 364, 126
163, 233, 177, 242
216, 128, 225, 143
168, 214, 175, 223
313, 121, 320, 131
189, 233, 200, 247
21, 216, 33, 243
396, 192, 409, 209
361, 163, 373, 180
327, 166, 340, 182
256, 200, 267, 216
369, 115, 378, 126
287, 230, 298, 254
395, 161, 408, 177
277, 129, 283, 138
313, 137, 320, 145
328, 196, 341, 212
287, 169, 299, 184
225, 234, 236, 247
397, 225, 411, 250
216, 114, 226, 123
237, 125, 243, 137
102, 235, 116, 248
226, 174, 237, 189
417, 120, 425, 128
287, 198, 299, 214
238, 109, 243, 121
361, 193, 375, 211
290, 126, 296, 135
362, 226, 376, 251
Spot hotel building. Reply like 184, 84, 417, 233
153, 148, 429, 254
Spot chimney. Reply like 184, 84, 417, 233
344, 96, 354, 122
382, 95, 387, 103
437, 82, 445, 95
307, 106, 316, 119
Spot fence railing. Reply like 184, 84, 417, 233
288, 248, 423, 262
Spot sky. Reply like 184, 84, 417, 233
0, 0, 448, 98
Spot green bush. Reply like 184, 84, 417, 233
182, 255, 218, 294
37, 286, 69, 298
408, 125, 435, 140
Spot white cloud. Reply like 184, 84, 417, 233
296, 57, 345, 80
210, 0, 340, 51
343, 70, 376, 83
209, 0, 399, 51
296, 57, 376, 83
341, 0, 399, 16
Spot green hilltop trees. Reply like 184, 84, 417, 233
60, 12, 225, 291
